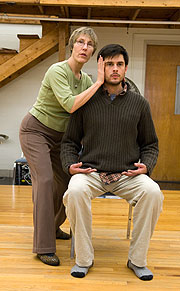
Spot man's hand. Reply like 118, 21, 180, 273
121, 163, 147, 177
69, 162, 97, 175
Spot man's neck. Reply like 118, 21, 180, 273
104, 82, 123, 95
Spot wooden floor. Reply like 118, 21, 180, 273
0, 186, 180, 291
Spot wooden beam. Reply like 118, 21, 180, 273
169, 9, 180, 21
65, 7, 69, 18
1, 0, 180, 8
87, 7, 91, 19
0, 13, 41, 24
58, 22, 66, 61
60, 7, 66, 18
85, 7, 91, 26
0, 13, 58, 19
0, 18, 40, 24
39, 0, 180, 8
0, 0, 40, 3
130, 8, 141, 20
38, 5, 44, 14
41, 20, 58, 36
128, 8, 141, 27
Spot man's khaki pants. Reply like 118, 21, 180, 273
63, 172, 163, 267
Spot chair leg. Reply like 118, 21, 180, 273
127, 204, 133, 239
70, 229, 75, 259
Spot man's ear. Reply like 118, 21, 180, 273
125, 65, 128, 73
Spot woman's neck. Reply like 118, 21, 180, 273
68, 56, 83, 79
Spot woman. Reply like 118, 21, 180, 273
19, 27, 104, 266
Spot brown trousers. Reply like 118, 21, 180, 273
19, 113, 69, 254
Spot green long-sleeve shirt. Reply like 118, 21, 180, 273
30, 60, 93, 132
61, 85, 159, 176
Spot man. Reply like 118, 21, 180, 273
60, 44, 163, 280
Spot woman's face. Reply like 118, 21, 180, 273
71, 34, 94, 64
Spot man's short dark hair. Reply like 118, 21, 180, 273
97, 44, 129, 66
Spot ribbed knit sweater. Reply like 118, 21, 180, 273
61, 85, 158, 176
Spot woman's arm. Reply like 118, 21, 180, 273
70, 56, 104, 113
48, 56, 104, 113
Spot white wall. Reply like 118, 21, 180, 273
0, 23, 42, 51
1, 24, 180, 175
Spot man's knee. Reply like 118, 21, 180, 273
143, 180, 163, 205
64, 179, 91, 206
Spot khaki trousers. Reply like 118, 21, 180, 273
63, 172, 163, 267
19, 113, 69, 254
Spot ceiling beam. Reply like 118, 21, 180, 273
0, 18, 40, 24
60, 7, 66, 18
169, 9, 180, 21
130, 8, 141, 21
87, 7, 91, 19
58, 22, 66, 61
1, 0, 180, 8
40, 0, 180, 7
0, 1, 39, 3
64, 7, 69, 18
128, 8, 141, 28
38, 5, 44, 14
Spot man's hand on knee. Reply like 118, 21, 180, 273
122, 163, 147, 177
69, 162, 97, 175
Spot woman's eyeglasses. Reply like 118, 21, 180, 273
76, 40, 94, 49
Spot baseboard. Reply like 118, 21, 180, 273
0, 169, 13, 178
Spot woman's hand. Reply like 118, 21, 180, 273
69, 162, 97, 175
96, 55, 104, 85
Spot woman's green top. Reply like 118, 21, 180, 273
30, 60, 93, 132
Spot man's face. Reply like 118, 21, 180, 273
104, 54, 128, 86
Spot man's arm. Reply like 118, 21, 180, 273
60, 109, 83, 175
137, 101, 159, 175
61, 108, 97, 176
122, 100, 158, 177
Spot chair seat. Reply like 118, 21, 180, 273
14, 158, 27, 163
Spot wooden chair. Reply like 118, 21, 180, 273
70, 202, 133, 259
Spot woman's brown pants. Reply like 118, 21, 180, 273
19, 113, 69, 254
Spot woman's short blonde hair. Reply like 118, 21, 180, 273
69, 27, 98, 55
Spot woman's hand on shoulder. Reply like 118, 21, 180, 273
96, 55, 104, 85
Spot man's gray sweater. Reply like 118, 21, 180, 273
61, 86, 158, 176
